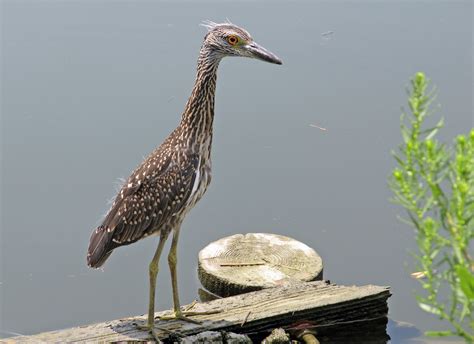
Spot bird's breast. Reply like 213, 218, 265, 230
187, 158, 211, 208
182, 134, 213, 210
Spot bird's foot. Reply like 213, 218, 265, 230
158, 310, 202, 324
158, 310, 221, 323
158, 302, 221, 324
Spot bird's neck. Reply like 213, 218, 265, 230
180, 45, 221, 146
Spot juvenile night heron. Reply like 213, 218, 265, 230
87, 21, 282, 335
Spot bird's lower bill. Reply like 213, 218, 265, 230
245, 42, 282, 65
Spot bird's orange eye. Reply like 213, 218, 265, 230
227, 35, 239, 46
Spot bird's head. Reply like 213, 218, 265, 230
201, 21, 282, 65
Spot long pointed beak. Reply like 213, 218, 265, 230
245, 42, 282, 65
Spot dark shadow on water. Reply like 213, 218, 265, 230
387, 319, 423, 344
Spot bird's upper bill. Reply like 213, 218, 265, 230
201, 20, 283, 65
244, 42, 282, 65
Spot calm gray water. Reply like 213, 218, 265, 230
1, 0, 472, 341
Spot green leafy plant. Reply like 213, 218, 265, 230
389, 72, 474, 342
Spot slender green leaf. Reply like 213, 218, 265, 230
418, 302, 442, 316
425, 117, 445, 140
425, 330, 454, 337
455, 264, 474, 300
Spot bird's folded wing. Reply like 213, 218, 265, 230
104, 151, 200, 245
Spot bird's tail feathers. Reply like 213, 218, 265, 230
87, 226, 115, 268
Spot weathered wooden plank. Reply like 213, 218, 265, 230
5, 281, 390, 343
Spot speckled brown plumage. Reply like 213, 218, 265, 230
86, 21, 281, 332
87, 40, 218, 269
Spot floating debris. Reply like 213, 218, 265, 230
309, 124, 327, 131
321, 31, 334, 40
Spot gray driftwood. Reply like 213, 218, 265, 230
262, 328, 290, 343
199, 233, 323, 297
5, 281, 390, 343
180, 331, 252, 344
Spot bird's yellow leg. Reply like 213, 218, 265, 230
159, 227, 198, 323
137, 231, 169, 333
159, 227, 219, 324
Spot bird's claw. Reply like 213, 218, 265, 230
155, 301, 221, 324
158, 311, 202, 324
157, 307, 221, 324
